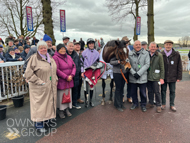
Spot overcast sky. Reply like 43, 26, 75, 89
52, 0, 190, 44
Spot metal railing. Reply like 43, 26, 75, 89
0, 61, 28, 102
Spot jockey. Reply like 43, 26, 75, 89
81, 38, 99, 107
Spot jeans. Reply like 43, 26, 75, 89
161, 82, 176, 106
35, 122, 44, 129
147, 81, 161, 106
130, 83, 147, 107
113, 73, 125, 108
77, 78, 82, 100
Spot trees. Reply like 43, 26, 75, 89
0, 0, 43, 38
105, 0, 147, 41
147, 0, 154, 44
178, 36, 190, 47
41, 0, 55, 45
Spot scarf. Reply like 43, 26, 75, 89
164, 49, 172, 57
11, 54, 15, 59
38, 51, 51, 64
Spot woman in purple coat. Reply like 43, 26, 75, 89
53, 44, 76, 119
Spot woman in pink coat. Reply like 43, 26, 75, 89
53, 44, 76, 119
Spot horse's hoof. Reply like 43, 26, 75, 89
108, 100, 113, 104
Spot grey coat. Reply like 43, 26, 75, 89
129, 49, 150, 84
110, 57, 126, 74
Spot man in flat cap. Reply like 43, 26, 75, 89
63, 36, 70, 47
141, 41, 148, 51
161, 40, 182, 112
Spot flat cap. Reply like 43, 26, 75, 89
74, 41, 80, 45
141, 41, 147, 45
62, 36, 70, 40
164, 40, 173, 44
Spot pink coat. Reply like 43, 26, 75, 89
53, 51, 76, 90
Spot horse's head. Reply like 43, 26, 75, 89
115, 40, 131, 70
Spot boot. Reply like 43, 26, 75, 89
84, 91, 89, 108
90, 90, 94, 107
65, 108, 72, 117
58, 109, 65, 119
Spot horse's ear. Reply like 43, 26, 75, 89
115, 40, 120, 46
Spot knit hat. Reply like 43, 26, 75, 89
24, 44, 31, 50
0, 45, 3, 48
56, 44, 66, 52
141, 41, 147, 45
43, 34, 52, 42
8, 47, 14, 53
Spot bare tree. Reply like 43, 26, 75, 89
0, 0, 43, 38
178, 36, 190, 47
105, 0, 147, 41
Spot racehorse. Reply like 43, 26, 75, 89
100, 40, 131, 105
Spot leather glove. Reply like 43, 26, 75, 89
134, 73, 140, 79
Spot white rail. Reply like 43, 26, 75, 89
0, 61, 28, 102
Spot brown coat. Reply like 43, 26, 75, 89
25, 52, 58, 122
161, 48, 182, 82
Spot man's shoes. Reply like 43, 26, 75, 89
77, 99, 84, 104
161, 105, 166, 110
146, 103, 154, 109
130, 104, 138, 110
121, 105, 126, 109
72, 104, 81, 109
156, 106, 162, 113
141, 106, 147, 112
170, 106, 177, 112
117, 108, 123, 112
127, 98, 132, 104
90, 101, 94, 107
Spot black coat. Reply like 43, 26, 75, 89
5, 53, 21, 62
67, 50, 81, 86
161, 48, 182, 82
0, 54, 6, 62
20, 50, 27, 60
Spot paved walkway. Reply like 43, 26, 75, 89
0, 72, 190, 143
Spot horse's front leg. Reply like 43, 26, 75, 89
101, 79, 106, 105
109, 79, 114, 104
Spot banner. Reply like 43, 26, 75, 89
136, 16, 141, 35
26, 6, 33, 31
60, 10, 66, 32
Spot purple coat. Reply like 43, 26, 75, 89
53, 51, 76, 90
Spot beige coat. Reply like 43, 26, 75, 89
25, 52, 58, 122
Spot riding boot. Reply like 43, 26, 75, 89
84, 91, 89, 108
90, 90, 94, 107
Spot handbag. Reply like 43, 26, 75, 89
62, 82, 71, 104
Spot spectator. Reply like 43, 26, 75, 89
18, 46, 24, 53
0, 54, 6, 63
18, 35, 25, 46
161, 40, 182, 112
73, 39, 76, 43
129, 40, 150, 112
14, 47, 21, 56
121, 36, 132, 103
147, 42, 165, 113
4, 41, 14, 53
100, 37, 104, 48
0, 45, 5, 57
74, 42, 84, 104
25, 40, 58, 133
97, 40, 101, 48
67, 42, 82, 109
52, 45, 56, 52
79, 38, 85, 51
14, 39, 19, 48
21, 45, 31, 60
97, 47, 101, 54
141, 41, 148, 51
23, 34, 55, 71
94, 38, 99, 50
5, 34, 14, 45
53, 44, 76, 118
5, 48, 22, 62
32, 36, 39, 45
62, 36, 70, 47
25, 37, 30, 45
26, 41, 31, 46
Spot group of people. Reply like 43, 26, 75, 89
0, 33, 183, 133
